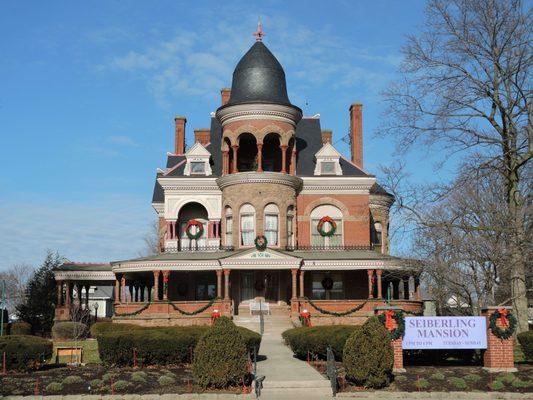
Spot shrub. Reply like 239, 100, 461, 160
52, 321, 88, 340
90, 322, 143, 338
193, 318, 248, 388
9, 321, 32, 335
89, 379, 103, 388
489, 380, 505, 391
112, 380, 130, 392
45, 382, 63, 394
131, 371, 148, 383
0, 335, 53, 371
511, 378, 529, 388
464, 373, 482, 383
342, 317, 393, 388
282, 325, 357, 361
158, 375, 176, 386
415, 378, 430, 390
497, 372, 516, 384
517, 331, 533, 361
449, 377, 467, 390
102, 372, 117, 383
430, 372, 445, 381
237, 326, 261, 354
62, 375, 84, 385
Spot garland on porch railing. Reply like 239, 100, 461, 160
168, 297, 220, 316
303, 297, 368, 317
114, 302, 152, 317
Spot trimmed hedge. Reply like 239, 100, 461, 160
517, 330, 533, 361
94, 321, 260, 366
282, 325, 357, 360
343, 317, 393, 388
193, 317, 249, 388
52, 321, 88, 340
9, 321, 32, 336
0, 335, 53, 371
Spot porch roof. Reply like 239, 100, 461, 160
53, 263, 115, 281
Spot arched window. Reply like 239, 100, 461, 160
178, 202, 209, 249
224, 206, 233, 247
287, 205, 295, 248
264, 203, 279, 246
310, 204, 343, 248
239, 203, 256, 247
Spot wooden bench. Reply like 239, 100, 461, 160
250, 300, 270, 315
55, 346, 83, 364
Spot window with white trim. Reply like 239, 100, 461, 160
287, 205, 295, 248
320, 161, 336, 175
311, 272, 344, 300
225, 206, 233, 246
190, 161, 206, 174
310, 204, 343, 248
264, 203, 279, 246
373, 221, 382, 246
240, 203, 255, 246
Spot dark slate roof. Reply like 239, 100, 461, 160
295, 118, 370, 177
151, 173, 164, 203
54, 263, 111, 272
223, 42, 298, 110
370, 182, 393, 197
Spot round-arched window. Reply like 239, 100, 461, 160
310, 204, 343, 247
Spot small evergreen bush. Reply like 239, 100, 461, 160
282, 325, 357, 360
430, 372, 445, 381
131, 371, 148, 383
90, 322, 143, 337
449, 377, 467, 390
0, 335, 53, 371
464, 373, 482, 383
45, 382, 63, 394
9, 321, 32, 335
89, 379, 103, 388
415, 378, 430, 390
193, 318, 248, 388
517, 330, 533, 361
511, 378, 529, 388
489, 380, 505, 391
52, 322, 88, 340
342, 317, 394, 388
62, 375, 84, 385
102, 372, 117, 383
158, 375, 176, 386
112, 380, 130, 392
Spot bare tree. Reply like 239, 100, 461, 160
381, 0, 532, 332
0, 263, 34, 316
138, 219, 163, 257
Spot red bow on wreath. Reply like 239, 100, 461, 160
384, 310, 395, 331
497, 308, 509, 327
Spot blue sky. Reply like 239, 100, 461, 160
0, 0, 445, 269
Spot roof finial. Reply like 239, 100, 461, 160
253, 18, 265, 42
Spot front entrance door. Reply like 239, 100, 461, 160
241, 271, 255, 303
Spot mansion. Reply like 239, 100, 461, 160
54, 32, 422, 326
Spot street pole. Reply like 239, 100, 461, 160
0, 280, 6, 336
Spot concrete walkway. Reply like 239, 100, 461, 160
234, 315, 332, 400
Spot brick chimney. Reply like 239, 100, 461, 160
349, 104, 363, 168
220, 88, 231, 106
174, 116, 187, 154
194, 128, 211, 146
321, 129, 332, 144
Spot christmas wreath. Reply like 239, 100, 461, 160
321, 275, 334, 291
254, 279, 265, 292
185, 219, 203, 240
489, 308, 517, 339
378, 310, 405, 340
254, 235, 268, 251
317, 216, 336, 237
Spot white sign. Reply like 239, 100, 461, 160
403, 317, 487, 350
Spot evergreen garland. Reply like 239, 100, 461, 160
489, 309, 517, 339
378, 310, 405, 340
254, 235, 268, 251
185, 219, 204, 240
114, 302, 151, 317
304, 297, 367, 316
168, 297, 220, 315
317, 216, 337, 237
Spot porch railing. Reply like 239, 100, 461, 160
160, 244, 374, 253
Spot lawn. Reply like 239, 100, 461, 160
51, 339, 101, 364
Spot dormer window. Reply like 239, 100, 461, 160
183, 142, 212, 176
314, 143, 343, 176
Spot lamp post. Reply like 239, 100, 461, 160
93, 302, 99, 323
0, 280, 6, 336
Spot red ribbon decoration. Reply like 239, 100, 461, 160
210, 309, 221, 326
497, 308, 509, 327
384, 310, 395, 331
300, 310, 312, 327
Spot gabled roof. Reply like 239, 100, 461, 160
54, 262, 111, 272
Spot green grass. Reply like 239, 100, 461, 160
52, 339, 101, 364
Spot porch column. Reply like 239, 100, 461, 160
66, 281, 72, 307
56, 280, 63, 306
256, 143, 263, 172
216, 270, 223, 298
408, 276, 415, 300
376, 269, 383, 299
84, 285, 90, 307
153, 270, 160, 301
299, 270, 305, 298
415, 277, 421, 301
162, 270, 170, 301
280, 144, 288, 173
222, 150, 229, 175
121, 276, 127, 303
291, 268, 298, 300
367, 269, 374, 299
290, 149, 297, 175
223, 269, 231, 300
114, 275, 121, 303
231, 145, 239, 173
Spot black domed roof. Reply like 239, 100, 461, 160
226, 42, 294, 107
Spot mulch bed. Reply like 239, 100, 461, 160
309, 362, 533, 393
0, 364, 251, 396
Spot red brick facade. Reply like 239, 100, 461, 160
482, 307, 516, 371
